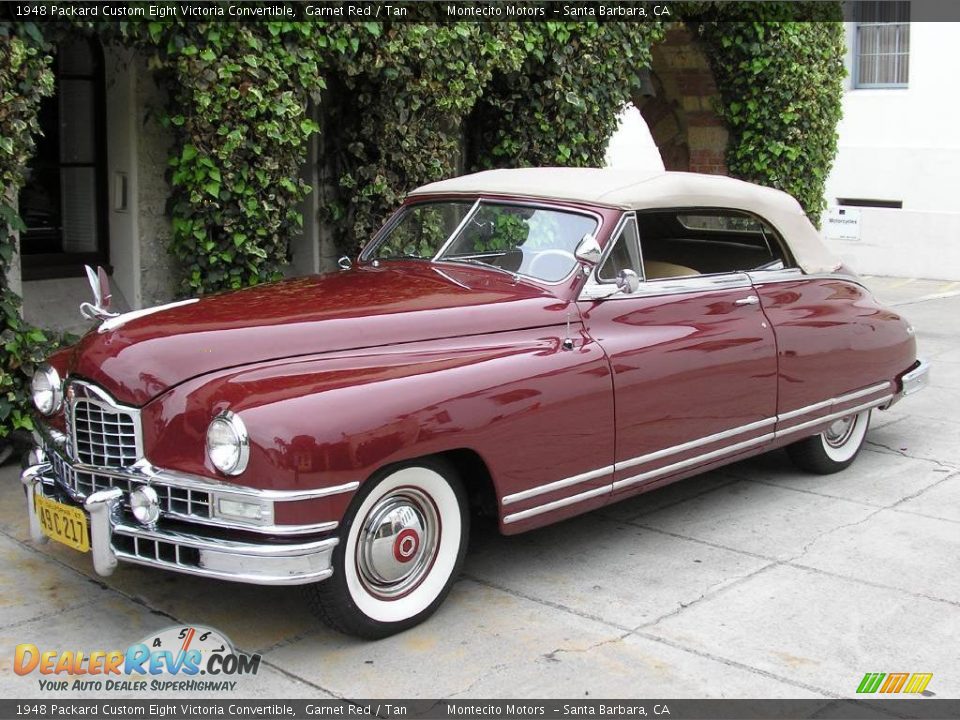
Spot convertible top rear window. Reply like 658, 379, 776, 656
676, 213, 771, 234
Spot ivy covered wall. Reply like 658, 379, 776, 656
697, 18, 846, 220
0, 24, 68, 444
0, 15, 846, 442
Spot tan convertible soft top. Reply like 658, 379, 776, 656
410, 168, 841, 274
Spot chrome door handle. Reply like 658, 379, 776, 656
734, 295, 760, 306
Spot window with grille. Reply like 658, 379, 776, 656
854, 1, 910, 88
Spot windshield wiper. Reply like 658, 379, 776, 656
444, 257, 519, 281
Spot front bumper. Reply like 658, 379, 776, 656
21, 460, 338, 586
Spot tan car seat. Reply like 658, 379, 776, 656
643, 260, 700, 279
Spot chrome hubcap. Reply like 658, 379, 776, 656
356, 488, 439, 599
824, 414, 857, 448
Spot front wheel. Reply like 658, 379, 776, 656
786, 410, 871, 474
305, 458, 469, 639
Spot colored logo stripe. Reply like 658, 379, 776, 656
880, 673, 909, 693
903, 673, 933, 694
857, 673, 885, 693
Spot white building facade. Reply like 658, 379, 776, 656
822, 8, 960, 280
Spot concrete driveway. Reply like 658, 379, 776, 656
1, 277, 958, 700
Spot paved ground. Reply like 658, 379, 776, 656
1, 277, 958, 700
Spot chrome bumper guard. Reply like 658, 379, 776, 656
21, 462, 338, 586
900, 358, 930, 398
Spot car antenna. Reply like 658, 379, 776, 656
562, 311, 575, 351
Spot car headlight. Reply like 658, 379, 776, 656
31, 364, 63, 416
205, 411, 250, 476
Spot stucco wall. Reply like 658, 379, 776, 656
135, 59, 177, 307
824, 208, 960, 281
826, 23, 960, 213
104, 45, 137, 310
822, 23, 960, 279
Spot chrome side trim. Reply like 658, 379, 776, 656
98, 299, 199, 334
581, 271, 753, 302
617, 417, 777, 472
147, 467, 361, 503
746, 268, 804, 285
501, 465, 614, 506
613, 432, 776, 492
777, 382, 892, 422
500, 382, 900, 521
503, 486, 609, 525
633, 272, 752, 298
775, 395, 893, 439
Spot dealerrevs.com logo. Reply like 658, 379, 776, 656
14, 625, 261, 693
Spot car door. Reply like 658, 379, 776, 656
578, 211, 779, 496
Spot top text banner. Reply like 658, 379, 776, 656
8, 1, 960, 24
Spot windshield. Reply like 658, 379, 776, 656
366, 201, 599, 283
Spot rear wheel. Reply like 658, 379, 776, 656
786, 410, 871, 474
305, 458, 469, 639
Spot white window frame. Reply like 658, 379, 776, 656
853, 1, 911, 89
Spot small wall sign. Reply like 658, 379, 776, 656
824, 206, 862, 241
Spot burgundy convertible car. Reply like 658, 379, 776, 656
22, 168, 928, 638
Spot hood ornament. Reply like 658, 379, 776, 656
79, 265, 120, 321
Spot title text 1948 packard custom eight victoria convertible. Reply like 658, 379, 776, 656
22, 168, 929, 638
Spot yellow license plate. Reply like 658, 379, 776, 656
35, 495, 90, 553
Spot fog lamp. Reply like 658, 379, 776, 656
130, 486, 161, 527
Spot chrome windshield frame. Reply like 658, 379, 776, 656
362, 196, 604, 287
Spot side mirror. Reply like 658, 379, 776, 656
574, 234, 602, 267
616, 269, 641, 295
337, 256, 353, 271
80, 265, 119, 321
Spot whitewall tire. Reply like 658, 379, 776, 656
305, 458, 469, 639
786, 410, 871, 474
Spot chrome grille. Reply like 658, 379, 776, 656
113, 533, 201, 568
73, 399, 139, 467
48, 444, 212, 519
165, 485, 212, 517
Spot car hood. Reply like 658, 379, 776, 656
64, 262, 572, 406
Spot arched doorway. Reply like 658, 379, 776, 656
609, 26, 729, 175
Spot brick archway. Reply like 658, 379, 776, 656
633, 26, 729, 175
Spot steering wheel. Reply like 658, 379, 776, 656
526, 249, 577, 281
